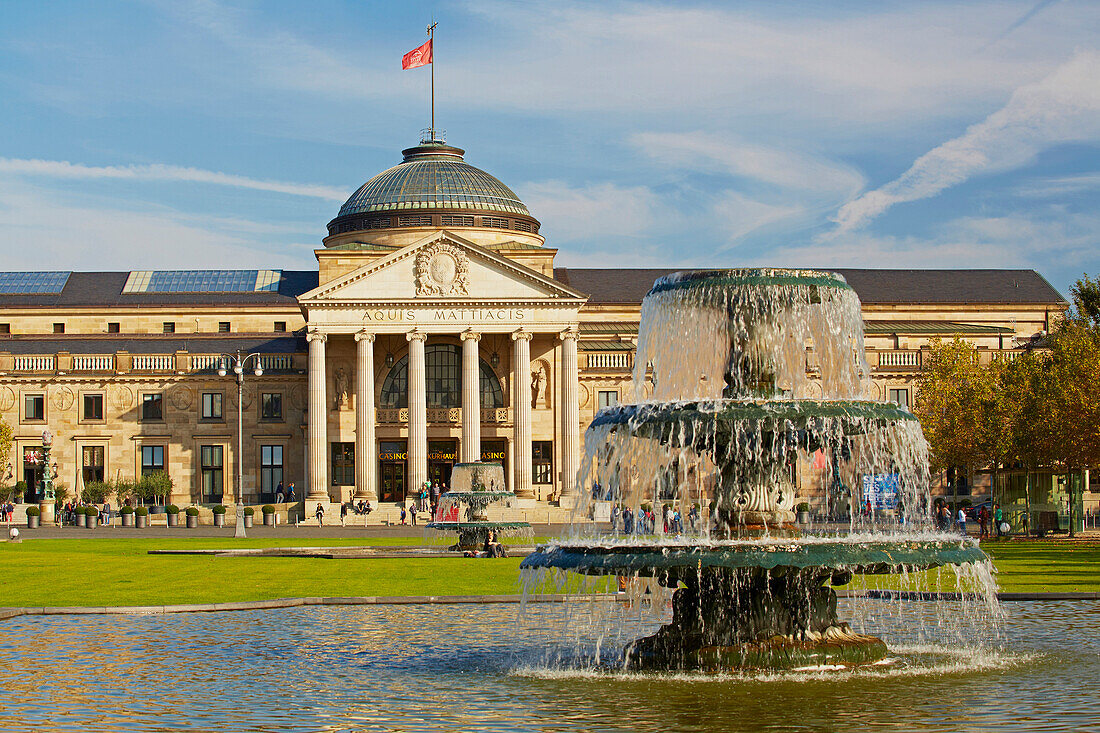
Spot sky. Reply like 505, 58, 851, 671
1, 0, 1098, 297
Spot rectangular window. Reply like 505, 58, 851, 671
261, 445, 284, 497
107, 322, 120, 333
331, 442, 355, 485
162, 322, 175, 334
82, 393, 104, 421
24, 393, 45, 421
218, 322, 231, 333
201, 392, 223, 420
261, 392, 283, 420
597, 390, 619, 409
200, 444, 223, 501
274, 321, 287, 332
82, 445, 105, 485
888, 388, 910, 412
53, 323, 65, 334
141, 445, 165, 475
0, 323, 9, 334
532, 440, 553, 484
141, 393, 163, 421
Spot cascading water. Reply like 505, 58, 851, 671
521, 268, 998, 671
426, 462, 532, 551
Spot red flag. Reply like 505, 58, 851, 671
402, 38, 433, 70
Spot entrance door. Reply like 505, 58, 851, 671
380, 462, 405, 504
428, 440, 457, 490
22, 447, 45, 503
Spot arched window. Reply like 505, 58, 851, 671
380, 343, 504, 409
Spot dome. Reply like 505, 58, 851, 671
336, 141, 531, 219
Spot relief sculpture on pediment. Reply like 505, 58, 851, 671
415, 242, 470, 297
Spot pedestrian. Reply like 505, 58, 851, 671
978, 505, 989, 538
410, 503, 417, 525
287, 483, 296, 502
994, 503, 1004, 537
275, 481, 284, 503
400, 505, 407, 525
315, 502, 324, 526
957, 506, 967, 536
340, 502, 348, 527
103, 501, 112, 527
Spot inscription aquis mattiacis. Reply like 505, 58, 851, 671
360, 308, 529, 322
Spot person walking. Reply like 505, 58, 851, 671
978, 505, 989, 538
994, 503, 1004, 537
275, 482, 284, 504
410, 503, 418, 525
103, 501, 112, 528
340, 502, 348, 527
957, 506, 968, 536
315, 503, 325, 526
400, 504, 407, 525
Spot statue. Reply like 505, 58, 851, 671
333, 367, 351, 410
531, 365, 546, 408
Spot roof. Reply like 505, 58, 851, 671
863, 321, 1015, 335
554, 268, 1067, 306
0, 335, 304, 355
0, 271, 317, 308
337, 141, 530, 218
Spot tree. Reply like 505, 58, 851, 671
0, 417, 11, 486
1069, 273, 1100, 328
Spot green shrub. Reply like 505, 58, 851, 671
134, 506, 149, 517
81, 481, 111, 504
112, 480, 137, 504
797, 502, 811, 513
25, 505, 40, 517
14, 481, 27, 498
137, 471, 173, 504
244, 507, 255, 516
85, 506, 99, 518
262, 504, 276, 514
212, 505, 227, 515
185, 506, 199, 516
165, 504, 180, 515
120, 505, 135, 515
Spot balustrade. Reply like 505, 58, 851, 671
875, 350, 922, 369
72, 355, 114, 371
585, 351, 633, 370
131, 354, 175, 371
13, 355, 54, 371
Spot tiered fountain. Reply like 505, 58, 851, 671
427, 462, 532, 552
522, 268, 988, 671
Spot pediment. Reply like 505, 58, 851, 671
299, 231, 587, 305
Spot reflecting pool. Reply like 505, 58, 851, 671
0, 600, 1096, 732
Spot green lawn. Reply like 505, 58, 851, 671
0, 537, 1095, 607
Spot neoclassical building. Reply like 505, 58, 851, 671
0, 136, 1068, 512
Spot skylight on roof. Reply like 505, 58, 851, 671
0, 271, 71, 294
123, 270, 282, 293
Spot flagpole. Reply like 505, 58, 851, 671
428, 21, 437, 137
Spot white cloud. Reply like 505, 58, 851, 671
711, 192, 803, 247
0, 158, 348, 201
519, 181, 660, 242
833, 50, 1100, 233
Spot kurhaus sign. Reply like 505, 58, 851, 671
362, 308, 530, 322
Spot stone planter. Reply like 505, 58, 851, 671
87, 515, 98, 529
122, 513, 134, 527
213, 514, 225, 527
797, 511, 811, 525
186, 515, 199, 528
76, 513, 87, 528
167, 513, 179, 528
244, 516, 253, 528
135, 515, 148, 528
263, 513, 275, 526
27, 515, 39, 529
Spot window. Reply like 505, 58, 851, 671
597, 390, 619, 409
162, 322, 175, 334
82, 393, 104, 421
24, 393, 44, 421
260, 445, 284, 497
107, 322, 120, 333
53, 323, 65, 334
141, 393, 163, 421
331, 442, 354, 485
218, 322, 231, 333
82, 446, 105, 484
888, 388, 910, 412
532, 441, 553, 484
0, 323, 9, 334
200, 445, 223, 501
201, 392, 223, 420
380, 344, 504, 409
274, 321, 287, 332
261, 392, 283, 420
141, 445, 165, 475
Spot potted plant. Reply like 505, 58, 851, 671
85, 505, 99, 529
262, 504, 276, 526
140, 471, 173, 512
212, 504, 227, 527
13, 480, 27, 504
120, 505, 135, 527
243, 506, 254, 528
165, 504, 180, 527
25, 505, 40, 529
796, 502, 812, 525
75, 505, 88, 528
134, 505, 149, 528
185, 506, 200, 528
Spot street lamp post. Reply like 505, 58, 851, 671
218, 350, 264, 538
40, 429, 56, 524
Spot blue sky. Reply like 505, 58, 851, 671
1, 0, 1098, 297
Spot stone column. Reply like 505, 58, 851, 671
461, 330, 481, 463
512, 330, 534, 499
407, 331, 428, 500
306, 330, 329, 502
559, 327, 580, 506
354, 331, 377, 500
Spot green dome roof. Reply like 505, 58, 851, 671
337, 141, 530, 218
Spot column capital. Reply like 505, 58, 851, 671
559, 326, 579, 341
512, 329, 533, 342
306, 329, 328, 343
354, 330, 375, 343
461, 329, 481, 342
406, 330, 427, 343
